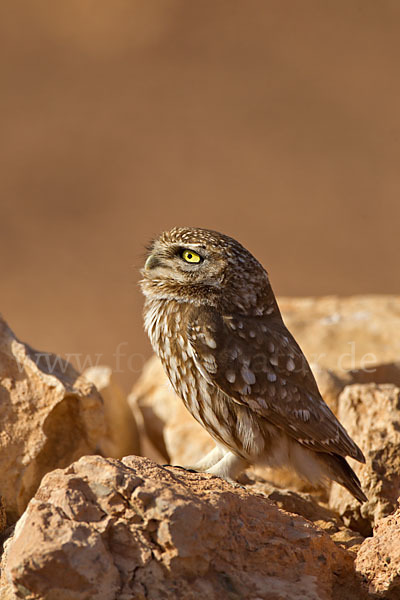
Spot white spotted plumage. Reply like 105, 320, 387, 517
141, 227, 367, 502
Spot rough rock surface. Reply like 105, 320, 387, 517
0, 315, 106, 521
309, 364, 345, 414
128, 355, 177, 462
0, 454, 364, 600
245, 480, 365, 553
84, 365, 140, 459
329, 384, 400, 535
356, 507, 400, 599
279, 295, 400, 373
311, 361, 400, 414
0, 497, 6, 534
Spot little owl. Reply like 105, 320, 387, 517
141, 227, 366, 502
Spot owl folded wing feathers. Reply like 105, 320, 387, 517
187, 307, 365, 464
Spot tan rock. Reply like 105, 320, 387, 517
329, 384, 400, 535
0, 315, 106, 521
309, 363, 345, 414
279, 295, 400, 374
84, 365, 140, 459
0, 496, 6, 534
1, 454, 365, 600
164, 400, 214, 467
355, 507, 400, 599
128, 355, 177, 461
346, 361, 400, 388
246, 480, 364, 553
309, 361, 400, 418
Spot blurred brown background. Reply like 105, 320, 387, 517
1, 1, 399, 390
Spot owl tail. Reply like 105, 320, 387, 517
322, 453, 367, 504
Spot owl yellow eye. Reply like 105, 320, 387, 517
181, 249, 202, 264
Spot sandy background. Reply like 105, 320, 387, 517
1, 1, 399, 390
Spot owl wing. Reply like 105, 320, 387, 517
187, 307, 364, 462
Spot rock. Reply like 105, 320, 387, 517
311, 361, 400, 415
279, 295, 400, 374
0, 315, 106, 521
245, 479, 365, 553
309, 364, 345, 413
163, 400, 214, 467
346, 362, 400, 388
0, 454, 365, 600
84, 365, 140, 459
128, 355, 176, 461
355, 507, 400, 599
0, 497, 6, 534
329, 384, 400, 535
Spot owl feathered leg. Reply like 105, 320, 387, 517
205, 451, 249, 483
182, 445, 248, 484
189, 445, 225, 471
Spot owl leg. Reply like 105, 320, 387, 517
190, 445, 225, 471
164, 445, 225, 473
205, 451, 248, 483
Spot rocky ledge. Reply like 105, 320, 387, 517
1, 455, 363, 600
1, 296, 400, 599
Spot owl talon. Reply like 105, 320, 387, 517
223, 478, 246, 489
162, 464, 198, 474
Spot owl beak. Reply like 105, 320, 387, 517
144, 254, 161, 271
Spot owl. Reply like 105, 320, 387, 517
141, 227, 367, 503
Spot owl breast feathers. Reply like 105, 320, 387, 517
141, 227, 367, 503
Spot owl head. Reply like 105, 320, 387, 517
141, 227, 275, 314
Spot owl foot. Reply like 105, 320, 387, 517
162, 464, 198, 474
220, 477, 246, 490
205, 452, 248, 481
162, 464, 245, 488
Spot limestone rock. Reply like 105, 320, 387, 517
0, 497, 6, 534
0, 454, 364, 600
346, 362, 400, 388
0, 315, 106, 521
329, 384, 400, 535
246, 480, 364, 553
309, 363, 345, 414
311, 361, 400, 415
128, 355, 177, 461
84, 365, 140, 459
356, 507, 400, 598
279, 295, 400, 374
163, 400, 214, 467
